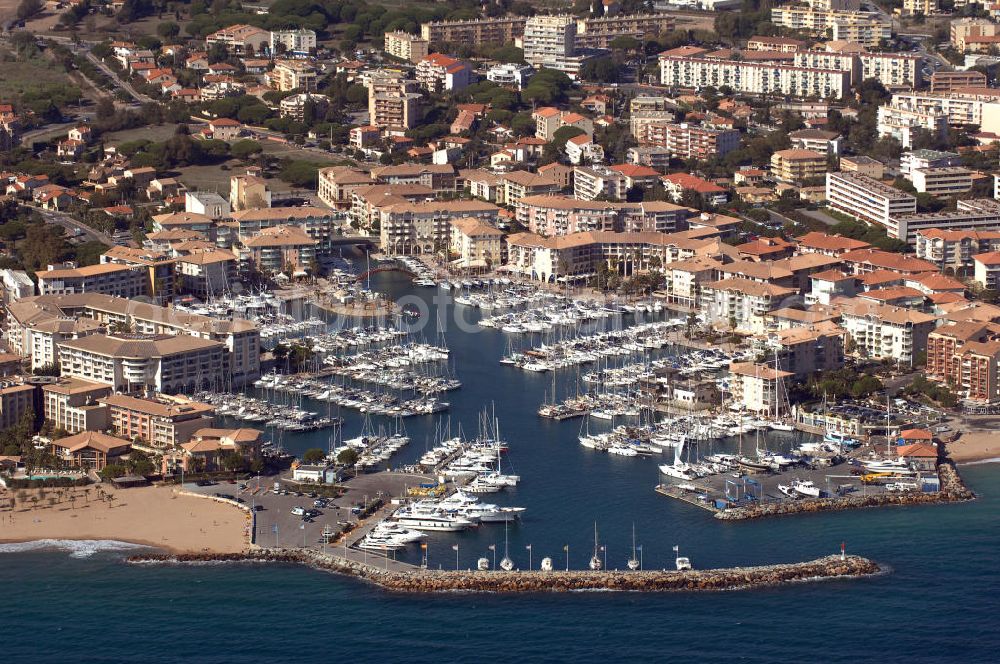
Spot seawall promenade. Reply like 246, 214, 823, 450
126, 550, 881, 593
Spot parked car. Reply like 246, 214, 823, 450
290, 506, 306, 516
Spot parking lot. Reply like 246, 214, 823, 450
182, 469, 436, 551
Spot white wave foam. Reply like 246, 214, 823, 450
962, 457, 1000, 466
0, 539, 151, 558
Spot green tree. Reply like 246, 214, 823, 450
16, 0, 43, 20
336, 448, 359, 466
302, 448, 326, 464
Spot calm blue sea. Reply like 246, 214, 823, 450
2, 273, 997, 662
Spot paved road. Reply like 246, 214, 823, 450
34, 207, 116, 246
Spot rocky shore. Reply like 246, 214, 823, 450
715, 461, 975, 521
126, 550, 880, 593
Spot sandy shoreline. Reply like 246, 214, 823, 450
0, 485, 250, 554
947, 432, 1000, 464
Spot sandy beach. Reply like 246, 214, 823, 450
0, 485, 250, 554
947, 431, 1000, 464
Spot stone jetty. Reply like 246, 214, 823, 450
715, 461, 975, 521
126, 550, 880, 593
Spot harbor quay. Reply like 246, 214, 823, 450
126, 550, 882, 594
656, 451, 975, 520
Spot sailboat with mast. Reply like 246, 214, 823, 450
627, 524, 640, 570
588, 522, 603, 571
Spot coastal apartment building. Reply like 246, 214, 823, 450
0, 382, 33, 430
900, 149, 962, 178
5, 293, 260, 387
974, 252, 1000, 291
242, 225, 318, 274
505, 230, 686, 283
770, 8, 890, 48
573, 166, 628, 201
876, 104, 949, 148
41, 377, 112, 434
515, 195, 692, 236
376, 200, 500, 255
231, 206, 340, 255
885, 202, 1000, 245
839, 301, 937, 365
699, 279, 797, 334
415, 54, 474, 93
383, 31, 429, 63
270, 29, 316, 56
204, 24, 269, 55
3, 303, 102, 371
420, 17, 526, 46
58, 334, 230, 394
792, 49, 921, 88
910, 167, 973, 197
448, 217, 503, 269
371, 164, 457, 192
367, 71, 422, 130
659, 55, 850, 99
99, 246, 176, 304
728, 363, 794, 415
267, 60, 318, 92
915, 228, 1000, 270
950, 17, 1000, 52
825, 171, 917, 228
770, 149, 827, 184
497, 171, 562, 207
887, 90, 1000, 128
101, 393, 215, 448
521, 14, 599, 77
317, 166, 376, 209
573, 13, 675, 48
926, 321, 1000, 402
174, 249, 239, 299
930, 70, 987, 93
36, 263, 150, 300
633, 122, 740, 160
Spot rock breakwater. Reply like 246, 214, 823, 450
125, 550, 880, 593
715, 460, 975, 521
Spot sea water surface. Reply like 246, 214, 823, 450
2, 273, 997, 662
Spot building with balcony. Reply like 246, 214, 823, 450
101, 393, 215, 448
384, 31, 429, 63
825, 171, 917, 228
839, 300, 937, 364
58, 334, 229, 394
42, 377, 112, 434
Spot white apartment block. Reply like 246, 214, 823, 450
900, 149, 963, 177
699, 278, 797, 335
377, 200, 499, 255
573, 167, 628, 201
889, 204, 1000, 245
826, 171, 917, 228
383, 31, 429, 63
770, 8, 891, 48
522, 15, 576, 68
794, 50, 920, 88
659, 56, 850, 99
58, 334, 229, 394
876, 104, 948, 149
486, 63, 534, 88
888, 90, 1000, 127
839, 302, 936, 365
270, 29, 316, 56
910, 167, 973, 196
728, 363, 794, 415
916, 228, 1000, 269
